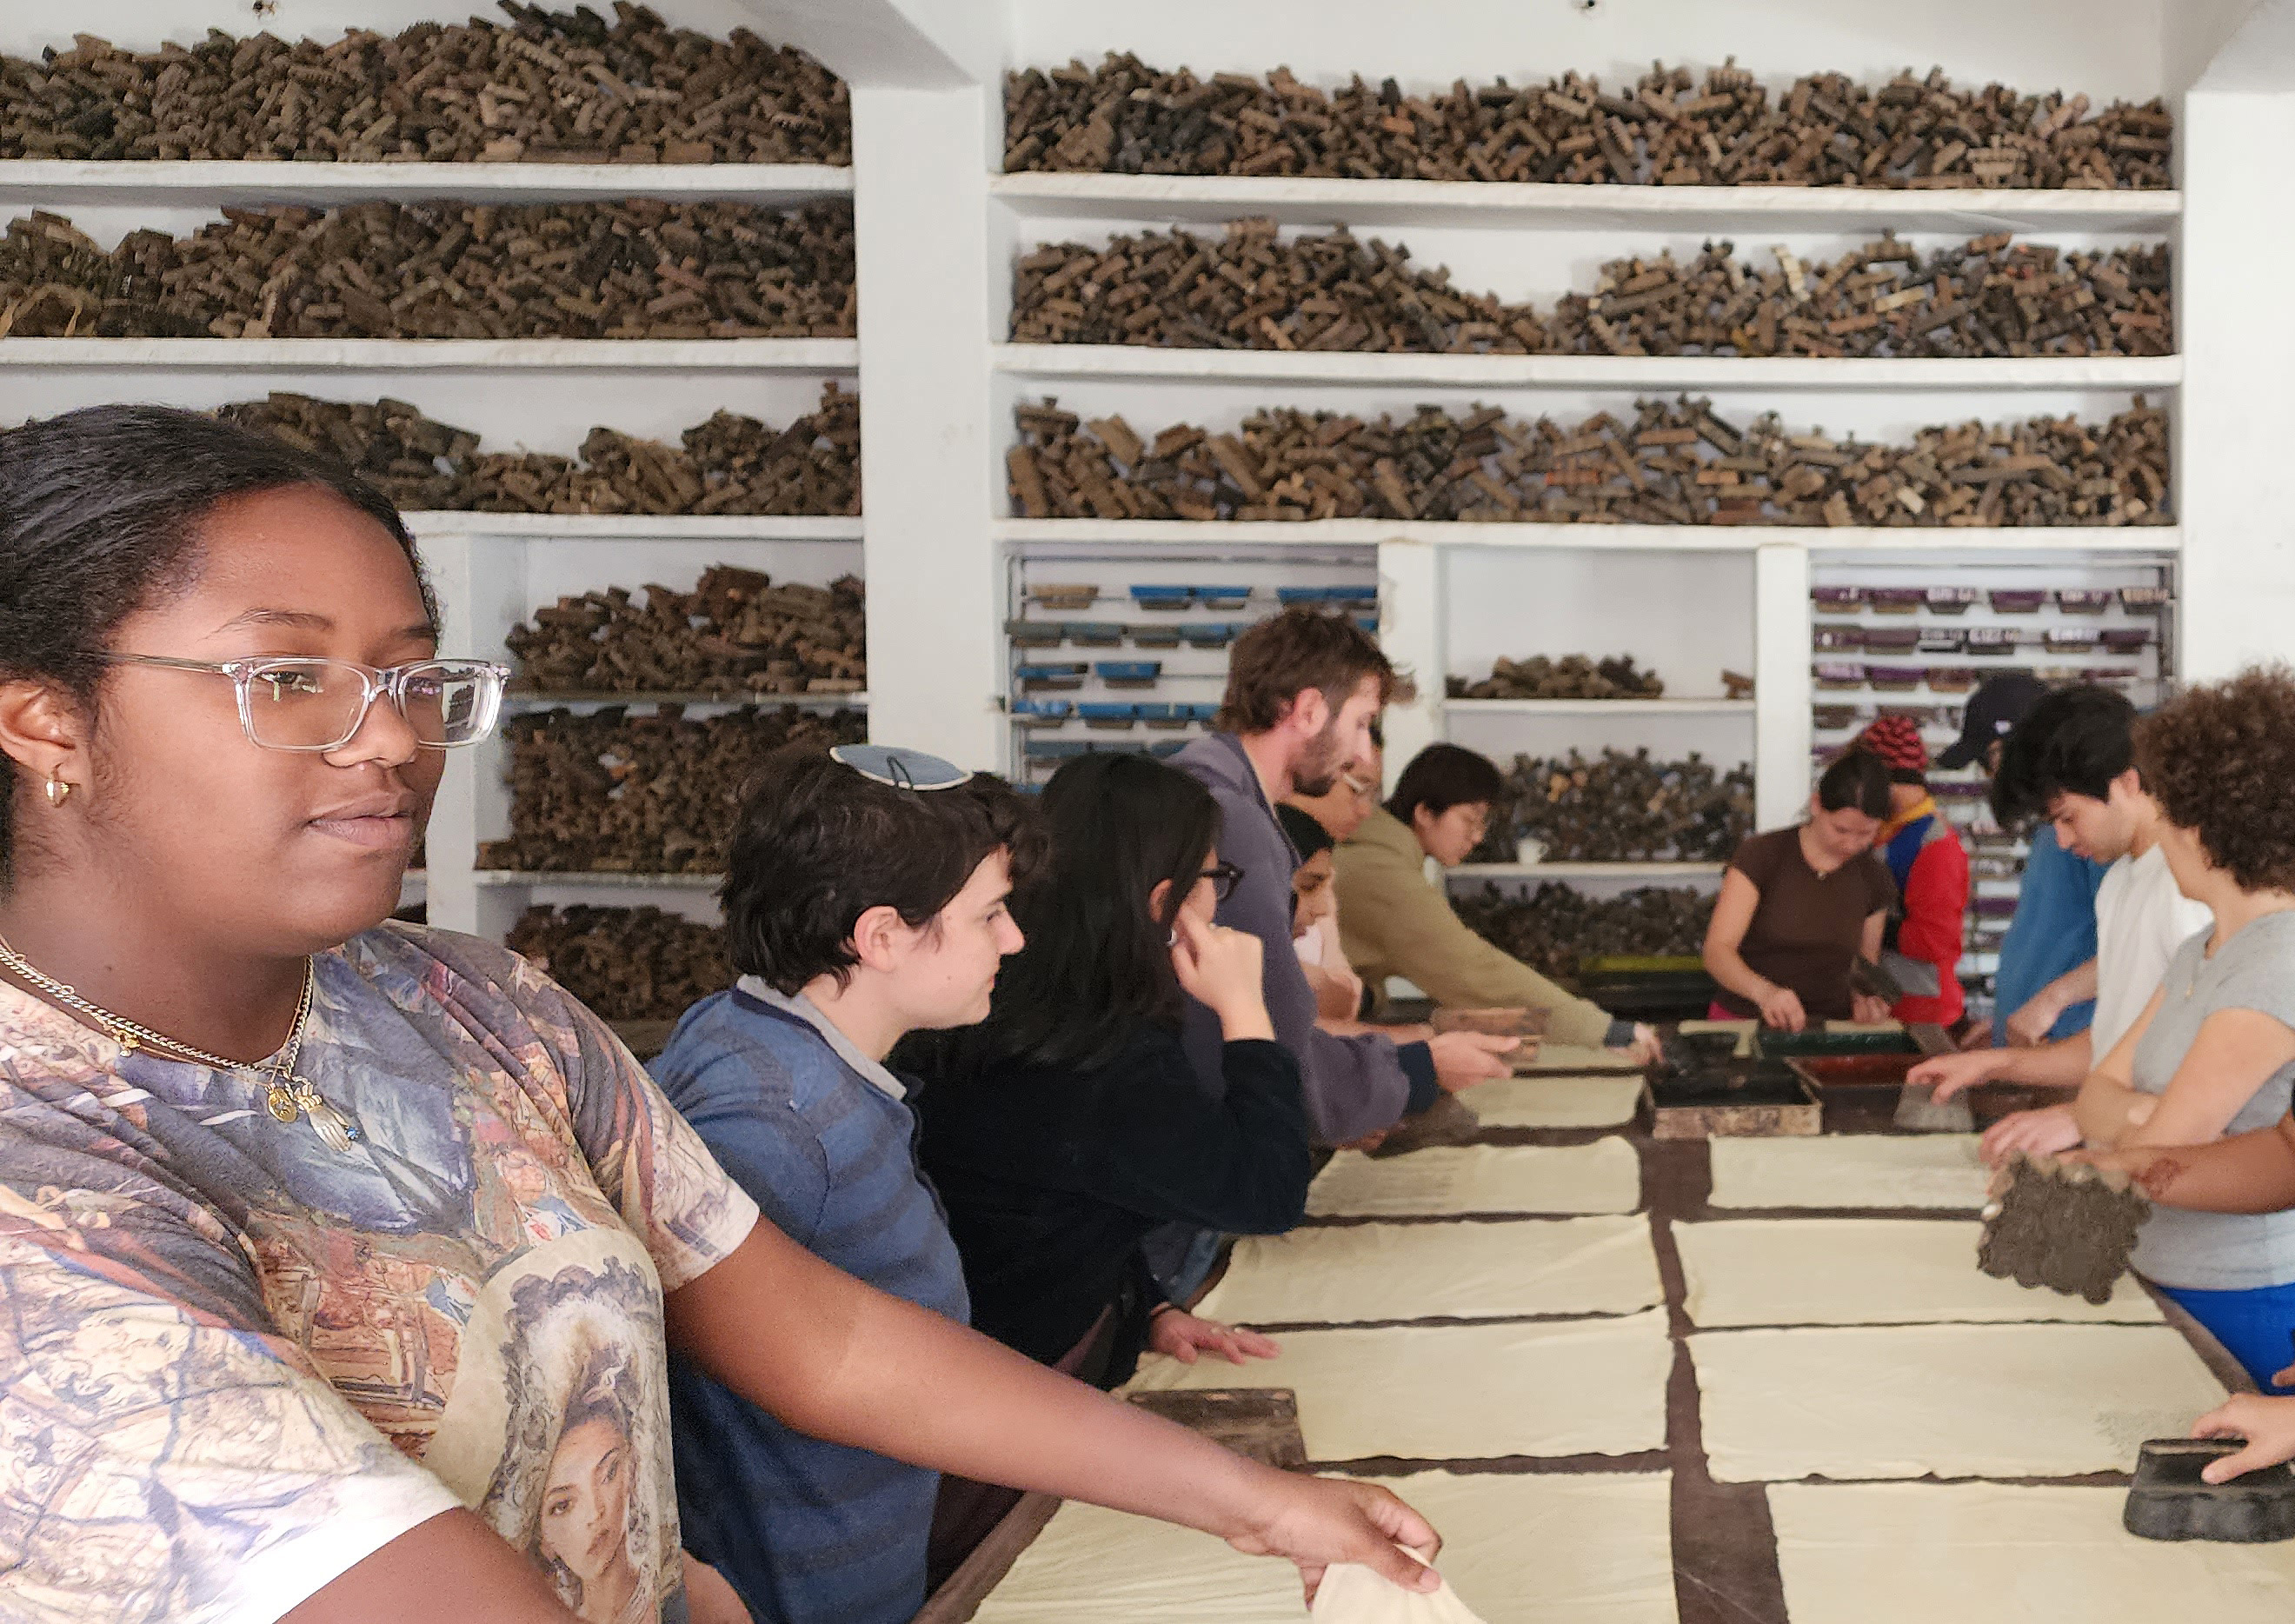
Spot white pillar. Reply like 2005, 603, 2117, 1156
2179, 0, 2295, 679
849, 84, 1006, 767
1376, 538, 1442, 790
1753, 542, 1813, 829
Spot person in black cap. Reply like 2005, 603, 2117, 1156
1939, 675, 2107, 1050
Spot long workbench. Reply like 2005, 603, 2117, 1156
919, 1028, 2276, 1624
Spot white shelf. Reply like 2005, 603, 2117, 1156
505, 690, 868, 711
994, 344, 2182, 392
403, 513, 863, 542
1440, 696, 1755, 715
997, 519, 2180, 553
0, 338, 858, 372
1450, 861, 1727, 879
990, 173, 2182, 233
473, 870, 722, 890
0, 161, 854, 209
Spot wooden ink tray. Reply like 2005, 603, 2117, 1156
1649, 1058, 1819, 1140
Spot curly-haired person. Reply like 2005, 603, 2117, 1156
2061, 667, 2295, 1391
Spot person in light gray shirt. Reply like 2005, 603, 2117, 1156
2070, 669, 2295, 1389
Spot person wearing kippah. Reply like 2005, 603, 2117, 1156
1853, 715, 1972, 1030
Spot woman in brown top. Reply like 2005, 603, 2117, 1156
1704, 751, 1898, 1031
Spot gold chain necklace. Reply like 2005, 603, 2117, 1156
0, 934, 359, 1154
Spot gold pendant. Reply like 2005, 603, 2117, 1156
266, 1081, 301, 1123
289, 1077, 359, 1153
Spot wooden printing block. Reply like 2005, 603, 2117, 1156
1028, 583, 1099, 609
1126, 1389, 1307, 1470
1432, 1005, 1551, 1038
2125, 1440, 2295, 1543
1977, 1151, 2149, 1305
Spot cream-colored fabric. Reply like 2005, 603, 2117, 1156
1307, 1141, 1641, 1219
1693, 1321, 2225, 1482
1706, 1134, 1988, 1211
1323, 1473, 1676, 1624
969, 1498, 1302, 1622
1515, 1042, 1645, 1073
1457, 1073, 1644, 1129
1126, 1313, 1673, 1461
1199, 1217, 1662, 1326
1311, 1558, 1487, 1624
1675, 1219, 2161, 1328
1769, 1482, 2295, 1623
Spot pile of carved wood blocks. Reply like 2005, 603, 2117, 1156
1, 201, 855, 339
1448, 654, 1666, 700
1005, 57, 2170, 189
1012, 223, 2170, 358
216, 384, 859, 514
1455, 882, 1714, 980
508, 903, 729, 1022
2, 4, 848, 163
508, 567, 866, 696
1491, 748, 1755, 862
1009, 396, 2169, 527
479, 702, 867, 874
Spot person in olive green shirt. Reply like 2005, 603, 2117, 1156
1334, 744, 1660, 1062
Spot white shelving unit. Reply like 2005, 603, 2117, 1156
0, 63, 862, 942
0, 159, 851, 207
981, 143, 2186, 970
989, 172, 2184, 232
994, 345, 2184, 392
22, 0, 2267, 964
3, 338, 859, 372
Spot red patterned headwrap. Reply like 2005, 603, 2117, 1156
1853, 715, 1929, 778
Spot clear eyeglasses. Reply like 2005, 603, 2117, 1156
99, 653, 510, 752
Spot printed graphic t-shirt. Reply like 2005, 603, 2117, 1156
0, 922, 760, 1624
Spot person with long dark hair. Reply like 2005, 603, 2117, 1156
0, 406, 1444, 1623
908, 751, 1312, 1388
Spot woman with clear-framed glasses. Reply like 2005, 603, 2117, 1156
0, 407, 1439, 1624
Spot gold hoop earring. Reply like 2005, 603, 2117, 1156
43, 768, 73, 808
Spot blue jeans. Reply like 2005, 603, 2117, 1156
2158, 1279, 2295, 1391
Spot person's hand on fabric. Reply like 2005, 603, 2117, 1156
1225, 1473, 1442, 1604
1611, 1024, 1662, 1066
1849, 992, 1893, 1026
1148, 1307, 1281, 1367
1909, 1048, 2006, 1104
1427, 1031, 1518, 1093
1980, 1104, 2082, 1166
2191, 1394, 2295, 1481
1171, 910, 1272, 1037
1756, 985, 1807, 1033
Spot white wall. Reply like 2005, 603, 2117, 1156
2177, 0, 2295, 678
1009, 0, 2170, 99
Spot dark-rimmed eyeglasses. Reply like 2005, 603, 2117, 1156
830, 743, 974, 790
99, 653, 508, 751
1201, 861, 1244, 902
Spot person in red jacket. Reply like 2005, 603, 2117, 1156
1853, 716, 1971, 1029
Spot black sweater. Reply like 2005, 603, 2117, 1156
914, 1028, 1310, 1381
